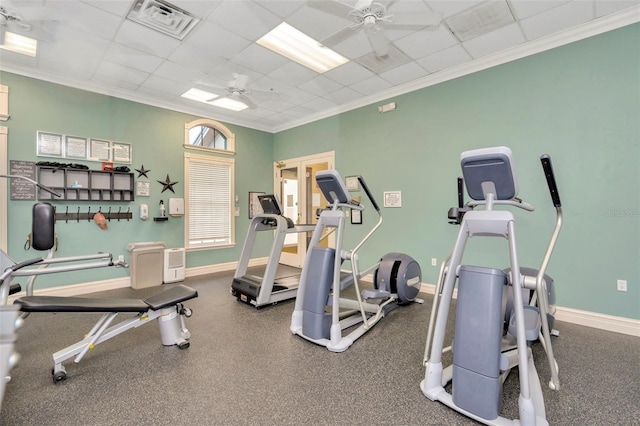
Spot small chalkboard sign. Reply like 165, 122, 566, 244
9, 160, 36, 200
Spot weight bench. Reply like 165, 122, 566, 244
14, 284, 198, 383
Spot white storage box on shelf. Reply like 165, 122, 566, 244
127, 241, 166, 289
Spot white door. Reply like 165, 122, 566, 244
275, 151, 334, 268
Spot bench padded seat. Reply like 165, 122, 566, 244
144, 285, 198, 310
14, 284, 198, 313
15, 296, 149, 313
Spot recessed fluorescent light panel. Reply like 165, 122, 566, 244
209, 97, 249, 112
0, 31, 37, 57
257, 23, 348, 73
181, 88, 249, 112
181, 88, 218, 102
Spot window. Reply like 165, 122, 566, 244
184, 152, 235, 249
184, 118, 235, 154
183, 119, 235, 250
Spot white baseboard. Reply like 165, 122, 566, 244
8, 264, 637, 338
420, 283, 639, 337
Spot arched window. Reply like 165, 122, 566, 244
183, 119, 235, 250
184, 119, 235, 154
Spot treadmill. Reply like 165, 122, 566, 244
231, 194, 315, 309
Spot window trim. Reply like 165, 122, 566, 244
184, 118, 235, 155
184, 152, 235, 251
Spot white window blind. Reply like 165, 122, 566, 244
185, 153, 234, 249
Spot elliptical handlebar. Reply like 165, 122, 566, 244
356, 175, 380, 212
540, 155, 562, 208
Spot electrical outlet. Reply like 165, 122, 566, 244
431, 258, 437, 266
617, 279, 627, 292
118, 255, 124, 263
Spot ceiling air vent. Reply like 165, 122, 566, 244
355, 44, 411, 74
127, 0, 200, 40
445, 0, 515, 42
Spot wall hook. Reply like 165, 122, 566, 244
107, 206, 111, 221
65, 206, 69, 223
126, 207, 130, 221
76, 206, 80, 222
87, 206, 91, 222
117, 207, 122, 221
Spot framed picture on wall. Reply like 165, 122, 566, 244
89, 139, 111, 161
112, 141, 132, 164
249, 191, 265, 219
64, 135, 87, 159
36, 131, 63, 158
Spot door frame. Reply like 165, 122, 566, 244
274, 151, 334, 267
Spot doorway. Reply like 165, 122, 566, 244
274, 151, 334, 268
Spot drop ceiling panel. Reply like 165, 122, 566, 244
417, 45, 473, 73
232, 44, 289, 75
350, 75, 394, 96
463, 23, 527, 58
0, 0, 635, 133
104, 43, 165, 74
183, 21, 252, 59
379, 62, 429, 85
394, 27, 459, 59
520, 1, 595, 40
204, 0, 281, 41
115, 20, 182, 58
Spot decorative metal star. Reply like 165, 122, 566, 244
157, 174, 178, 193
135, 165, 151, 178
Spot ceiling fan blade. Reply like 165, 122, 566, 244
366, 28, 389, 58
236, 93, 257, 110
233, 73, 250, 90
307, 0, 358, 19
386, 12, 442, 28
323, 26, 358, 47
354, 0, 374, 10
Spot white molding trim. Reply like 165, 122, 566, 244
554, 306, 640, 338
420, 283, 639, 337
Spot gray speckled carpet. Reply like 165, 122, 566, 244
2, 268, 639, 425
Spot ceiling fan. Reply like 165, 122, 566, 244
200, 73, 279, 110
0, 6, 32, 32
310, 0, 442, 58
0, 5, 56, 42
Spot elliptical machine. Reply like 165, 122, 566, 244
421, 147, 563, 425
290, 170, 422, 352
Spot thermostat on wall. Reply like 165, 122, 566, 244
345, 176, 360, 191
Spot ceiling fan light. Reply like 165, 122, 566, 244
208, 97, 249, 112
181, 88, 218, 103
257, 23, 348, 73
0, 31, 37, 57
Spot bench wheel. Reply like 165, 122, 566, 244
52, 370, 67, 383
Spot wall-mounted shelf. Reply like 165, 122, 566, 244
37, 166, 134, 202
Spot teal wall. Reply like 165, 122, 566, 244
274, 24, 640, 320
2, 24, 638, 320
1, 72, 275, 287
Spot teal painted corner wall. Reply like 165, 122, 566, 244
274, 24, 640, 320
1, 72, 275, 288
2, 24, 638, 320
